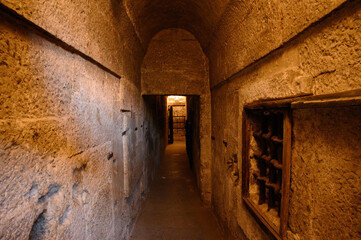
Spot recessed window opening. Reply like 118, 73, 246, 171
242, 107, 291, 240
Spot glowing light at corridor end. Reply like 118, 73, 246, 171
167, 95, 186, 104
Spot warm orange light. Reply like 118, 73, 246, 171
167, 95, 186, 104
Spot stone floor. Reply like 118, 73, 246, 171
130, 141, 224, 240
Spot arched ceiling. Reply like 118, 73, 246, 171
123, 0, 232, 52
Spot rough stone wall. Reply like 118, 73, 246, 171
142, 29, 209, 96
123, 0, 232, 50
141, 28, 212, 204
210, 1, 361, 239
207, 0, 347, 87
290, 106, 361, 240
0, 0, 142, 75
0, 2, 166, 240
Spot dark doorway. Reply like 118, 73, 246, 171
167, 96, 187, 143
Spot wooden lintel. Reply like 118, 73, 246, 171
291, 96, 361, 109
245, 89, 361, 110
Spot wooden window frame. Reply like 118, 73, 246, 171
242, 106, 291, 240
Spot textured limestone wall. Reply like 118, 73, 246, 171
142, 29, 209, 96
210, 1, 361, 239
290, 106, 361, 240
121, 0, 350, 88
141, 28, 212, 204
123, 0, 231, 50
0, 2, 166, 240
207, 0, 347, 87
0, 0, 143, 75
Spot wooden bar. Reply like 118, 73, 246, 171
242, 108, 291, 240
242, 110, 250, 198
242, 89, 361, 239
243, 198, 281, 240
280, 111, 291, 239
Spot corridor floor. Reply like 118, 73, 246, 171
130, 141, 224, 240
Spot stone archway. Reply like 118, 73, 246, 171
141, 28, 212, 204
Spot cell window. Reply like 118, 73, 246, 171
242, 108, 291, 240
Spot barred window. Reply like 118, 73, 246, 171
242, 107, 291, 240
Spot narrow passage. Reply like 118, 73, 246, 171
130, 141, 223, 240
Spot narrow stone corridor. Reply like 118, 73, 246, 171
1, 0, 361, 239
130, 142, 223, 240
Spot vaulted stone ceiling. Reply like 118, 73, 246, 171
123, 0, 231, 51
